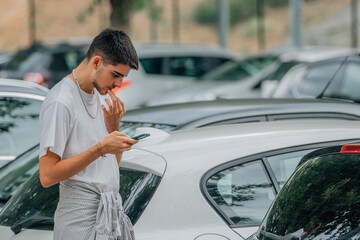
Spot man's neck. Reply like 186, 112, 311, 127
70, 64, 95, 94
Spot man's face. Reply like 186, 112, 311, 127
93, 63, 131, 95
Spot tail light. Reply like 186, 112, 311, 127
24, 72, 47, 86
113, 80, 132, 94
341, 144, 360, 154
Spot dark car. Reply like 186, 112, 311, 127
251, 143, 360, 240
120, 98, 360, 136
0, 41, 88, 88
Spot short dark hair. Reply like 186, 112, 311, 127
85, 28, 139, 70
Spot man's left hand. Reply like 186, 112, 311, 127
101, 90, 125, 133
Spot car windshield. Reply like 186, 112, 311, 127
120, 121, 176, 136
257, 153, 360, 239
0, 167, 161, 230
2, 46, 44, 71
267, 61, 303, 80
199, 56, 277, 81
0, 145, 39, 206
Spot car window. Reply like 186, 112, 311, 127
266, 149, 317, 188
18, 51, 50, 72
335, 63, 360, 101
0, 167, 161, 230
206, 160, 275, 226
267, 61, 301, 81
139, 57, 163, 74
168, 57, 229, 77
0, 97, 42, 158
0, 145, 39, 206
2, 47, 44, 70
199, 60, 253, 81
297, 63, 339, 96
257, 153, 360, 240
120, 121, 176, 136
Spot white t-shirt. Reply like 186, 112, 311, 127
39, 76, 119, 192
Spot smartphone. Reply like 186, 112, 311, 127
132, 133, 150, 140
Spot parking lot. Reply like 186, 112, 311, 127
1, 1, 360, 239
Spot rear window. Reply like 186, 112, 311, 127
0, 167, 161, 230
0, 97, 42, 159
267, 61, 302, 81
0, 145, 39, 206
120, 121, 176, 136
256, 153, 360, 239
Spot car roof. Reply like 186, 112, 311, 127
134, 42, 240, 59
131, 120, 360, 173
0, 78, 49, 97
277, 46, 356, 62
122, 98, 360, 127
303, 55, 360, 65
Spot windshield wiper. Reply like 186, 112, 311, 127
11, 216, 53, 234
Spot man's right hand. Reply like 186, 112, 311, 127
100, 131, 138, 155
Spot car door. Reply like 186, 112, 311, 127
201, 140, 358, 239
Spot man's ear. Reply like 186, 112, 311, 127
91, 56, 103, 70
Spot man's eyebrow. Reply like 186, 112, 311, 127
113, 71, 125, 77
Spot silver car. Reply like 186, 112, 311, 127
115, 43, 240, 109
272, 55, 360, 102
146, 46, 355, 106
1, 120, 360, 239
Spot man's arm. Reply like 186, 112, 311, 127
39, 132, 137, 188
40, 145, 101, 188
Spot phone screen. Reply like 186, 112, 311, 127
132, 133, 150, 140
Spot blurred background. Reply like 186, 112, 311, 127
0, 0, 358, 54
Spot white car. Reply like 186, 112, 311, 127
1, 120, 360, 239
114, 42, 240, 109
146, 46, 355, 106
272, 55, 360, 101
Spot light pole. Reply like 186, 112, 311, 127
351, 0, 358, 48
218, 0, 229, 48
290, 0, 302, 49
29, 0, 36, 45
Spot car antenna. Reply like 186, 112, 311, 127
316, 55, 349, 99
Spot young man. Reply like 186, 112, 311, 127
39, 28, 139, 240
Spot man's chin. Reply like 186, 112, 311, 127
95, 86, 109, 95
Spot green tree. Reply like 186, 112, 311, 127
77, 0, 162, 34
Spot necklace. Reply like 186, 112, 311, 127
72, 69, 98, 119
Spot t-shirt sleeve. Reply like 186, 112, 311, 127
39, 101, 71, 159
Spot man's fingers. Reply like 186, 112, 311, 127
108, 89, 117, 101
101, 105, 107, 114
104, 98, 112, 108
119, 99, 126, 115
